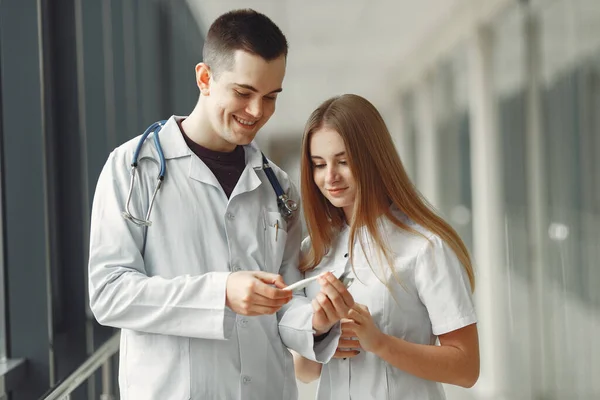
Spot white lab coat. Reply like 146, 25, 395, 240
88, 116, 339, 400
304, 207, 477, 400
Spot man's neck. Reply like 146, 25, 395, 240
181, 109, 236, 152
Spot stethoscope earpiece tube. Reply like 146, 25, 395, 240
121, 120, 298, 227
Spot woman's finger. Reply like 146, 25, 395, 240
312, 298, 325, 315
338, 338, 361, 349
318, 278, 350, 318
322, 272, 355, 308
341, 328, 357, 338
316, 292, 337, 323
333, 349, 360, 359
351, 302, 369, 315
345, 320, 362, 334
347, 308, 364, 324
340, 318, 356, 336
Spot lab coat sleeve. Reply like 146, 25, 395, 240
88, 151, 234, 340
276, 183, 340, 363
414, 235, 477, 336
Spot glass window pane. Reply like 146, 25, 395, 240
432, 46, 473, 251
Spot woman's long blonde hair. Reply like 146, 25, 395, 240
300, 94, 475, 291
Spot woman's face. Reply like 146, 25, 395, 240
309, 126, 357, 221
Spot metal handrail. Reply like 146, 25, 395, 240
42, 332, 120, 400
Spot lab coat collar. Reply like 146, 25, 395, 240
152, 115, 265, 167
188, 143, 264, 194
244, 141, 265, 170
138, 115, 268, 193
136, 116, 191, 161
183, 121, 265, 194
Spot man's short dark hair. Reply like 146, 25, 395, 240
203, 9, 288, 78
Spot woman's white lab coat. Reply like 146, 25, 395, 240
303, 207, 477, 400
88, 116, 338, 400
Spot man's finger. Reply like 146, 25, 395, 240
254, 271, 284, 285
255, 280, 294, 300
246, 304, 283, 316
271, 276, 287, 289
251, 294, 292, 308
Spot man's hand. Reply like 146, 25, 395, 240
333, 318, 361, 359
226, 271, 293, 316
312, 272, 355, 335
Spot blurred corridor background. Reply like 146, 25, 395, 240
0, 0, 598, 398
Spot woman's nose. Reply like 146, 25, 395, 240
325, 167, 339, 184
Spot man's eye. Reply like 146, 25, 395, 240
234, 90, 250, 98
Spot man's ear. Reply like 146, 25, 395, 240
195, 63, 211, 95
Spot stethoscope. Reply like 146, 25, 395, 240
121, 120, 298, 226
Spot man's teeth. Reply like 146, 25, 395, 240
234, 116, 256, 126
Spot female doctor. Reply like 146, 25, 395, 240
293, 94, 480, 399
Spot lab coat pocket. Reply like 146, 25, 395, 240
263, 211, 287, 272
124, 331, 190, 400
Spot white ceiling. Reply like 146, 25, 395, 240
186, 0, 462, 137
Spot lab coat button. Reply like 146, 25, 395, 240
232, 265, 242, 272
226, 212, 235, 220
238, 318, 248, 327
242, 375, 252, 384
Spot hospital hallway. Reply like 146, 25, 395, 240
0, 0, 599, 399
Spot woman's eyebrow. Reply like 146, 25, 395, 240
310, 151, 346, 159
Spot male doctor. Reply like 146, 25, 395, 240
88, 9, 354, 400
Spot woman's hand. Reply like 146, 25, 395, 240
333, 318, 361, 359
312, 272, 355, 335
346, 303, 386, 353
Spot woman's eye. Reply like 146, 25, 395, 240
313, 164, 326, 169
235, 90, 250, 98
338, 160, 347, 165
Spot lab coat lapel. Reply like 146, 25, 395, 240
188, 156, 222, 189
229, 142, 263, 199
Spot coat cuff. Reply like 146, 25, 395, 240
278, 301, 341, 363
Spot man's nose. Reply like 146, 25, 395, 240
246, 99, 263, 119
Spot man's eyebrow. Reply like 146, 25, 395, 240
234, 83, 283, 94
